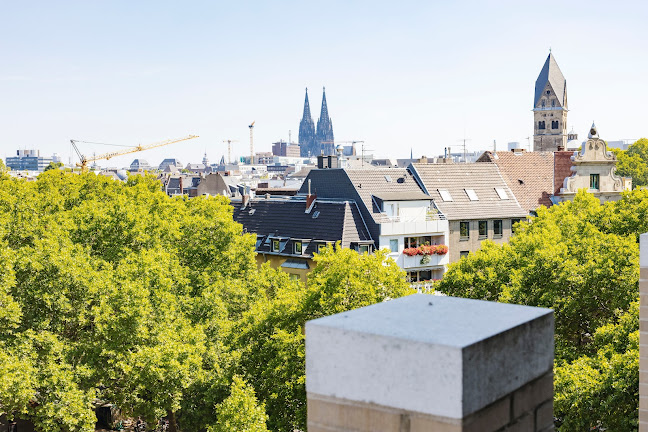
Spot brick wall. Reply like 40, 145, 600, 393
308, 371, 553, 432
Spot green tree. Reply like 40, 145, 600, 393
208, 376, 268, 432
612, 138, 648, 187
44, 161, 64, 171
554, 302, 638, 430
232, 247, 412, 432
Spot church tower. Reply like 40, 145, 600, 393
299, 88, 317, 157
533, 53, 568, 152
316, 87, 335, 155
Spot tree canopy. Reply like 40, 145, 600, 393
612, 137, 648, 187
437, 189, 643, 429
0, 171, 412, 431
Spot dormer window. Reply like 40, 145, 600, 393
358, 244, 370, 254
294, 241, 303, 255
271, 239, 280, 252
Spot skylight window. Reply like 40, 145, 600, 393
384, 175, 392, 182
438, 189, 453, 202
495, 188, 509, 200
312, 211, 320, 219
465, 189, 479, 201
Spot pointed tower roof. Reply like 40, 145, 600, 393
302, 87, 313, 121
320, 87, 330, 121
534, 53, 567, 107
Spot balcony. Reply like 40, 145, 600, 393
381, 216, 449, 236
402, 253, 448, 269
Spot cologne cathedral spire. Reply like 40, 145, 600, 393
316, 87, 335, 155
299, 88, 317, 157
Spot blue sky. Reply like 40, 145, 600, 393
1, 0, 646, 168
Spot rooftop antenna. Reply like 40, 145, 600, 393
456, 137, 472, 163
361, 143, 374, 168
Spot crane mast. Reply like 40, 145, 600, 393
70, 135, 198, 172
248, 121, 255, 164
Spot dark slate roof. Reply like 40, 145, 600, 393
231, 197, 372, 257
298, 168, 430, 224
534, 53, 567, 108
476, 151, 554, 212
410, 163, 527, 220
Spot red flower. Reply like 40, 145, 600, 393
435, 245, 448, 255
403, 247, 421, 256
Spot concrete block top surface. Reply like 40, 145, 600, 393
307, 293, 552, 348
306, 294, 554, 419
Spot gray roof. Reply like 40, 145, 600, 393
298, 168, 428, 224
410, 163, 527, 220
231, 197, 372, 257
534, 53, 567, 108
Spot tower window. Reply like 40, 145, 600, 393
541, 100, 546, 108
546, 90, 550, 95
538, 121, 546, 130
552, 100, 556, 107
552, 121, 559, 129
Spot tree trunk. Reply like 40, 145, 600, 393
167, 409, 178, 432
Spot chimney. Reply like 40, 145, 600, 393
242, 194, 250, 209
306, 180, 317, 212
179, 176, 184, 194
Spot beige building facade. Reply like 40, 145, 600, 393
556, 124, 632, 204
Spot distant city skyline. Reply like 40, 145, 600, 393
1, 1, 647, 168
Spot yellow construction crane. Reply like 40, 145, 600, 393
70, 135, 199, 172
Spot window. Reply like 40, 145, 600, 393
289, 273, 301, 281
465, 189, 479, 201
317, 243, 325, 253
546, 90, 550, 95
460, 221, 470, 240
541, 100, 546, 108
384, 175, 392, 182
294, 241, 303, 255
493, 220, 503, 237
460, 251, 469, 259
552, 120, 559, 129
389, 239, 398, 253
271, 239, 280, 252
590, 174, 600, 190
551, 100, 556, 107
511, 218, 521, 233
495, 188, 509, 200
438, 189, 453, 201
538, 121, 545, 130
478, 221, 488, 238
358, 244, 370, 254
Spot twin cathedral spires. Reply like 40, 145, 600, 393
299, 87, 334, 157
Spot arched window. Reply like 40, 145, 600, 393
552, 121, 559, 129
551, 100, 556, 107
541, 100, 546, 108
539, 121, 545, 130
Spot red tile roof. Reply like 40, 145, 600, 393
477, 151, 555, 213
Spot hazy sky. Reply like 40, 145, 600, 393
2, 0, 646, 168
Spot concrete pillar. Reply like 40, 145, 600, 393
640, 233, 648, 430
306, 294, 554, 432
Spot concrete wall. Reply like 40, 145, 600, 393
306, 294, 554, 432
640, 233, 648, 430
